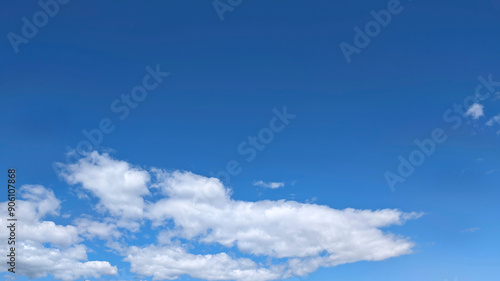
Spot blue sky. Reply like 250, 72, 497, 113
1, 0, 500, 280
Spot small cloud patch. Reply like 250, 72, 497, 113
253, 180, 285, 189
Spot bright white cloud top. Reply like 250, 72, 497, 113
0, 184, 117, 281
465, 103, 485, 120
1, 152, 422, 281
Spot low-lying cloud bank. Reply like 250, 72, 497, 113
1, 152, 422, 280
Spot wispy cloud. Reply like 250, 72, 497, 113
486, 114, 500, 126
486, 169, 500, 175
461, 227, 480, 233
253, 180, 285, 189
465, 103, 484, 120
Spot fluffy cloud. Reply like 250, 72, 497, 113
14, 185, 80, 247
253, 180, 285, 189
465, 103, 484, 119
0, 185, 117, 280
60, 151, 150, 220
125, 245, 283, 281
142, 169, 420, 280
74, 217, 122, 240
16, 242, 117, 281
58, 152, 421, 280
0, 152, 420, 281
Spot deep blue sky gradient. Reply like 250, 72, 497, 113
1, 0, 500, 280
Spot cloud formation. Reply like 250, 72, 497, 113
2, 152, 422, 281
461, 227, 480, 233
253, 180, 285, 189
486, 114, 500, 126
60, 152, 151, 220
465, 103, 484, 119
0, 185, 117, 281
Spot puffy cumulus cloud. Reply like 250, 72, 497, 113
74, 217, 122, 240
18, 184, 60, 220
253, 180, 285, 189
55, 152, 421, 281
59, 151, 150, 219
465, 103, 484, 119
146, 169, 231, 230
145, 170, 420, 261
16, 242, 117, 281
16, 185, 79, 247
21, 220, 79, 247
125, 244, 283, 281
0, 185, 117, 280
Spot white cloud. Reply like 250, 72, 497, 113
74, 217, 121, 240
19, 184, 60, 220
465, 103, 484, 119
461, 227, 480, 233
0, 185, 117, 281
16, 242, 117, 281
59, 151, 150, 220
16, 185, 79, 247
125, 244, 283, 281
141, 166, 421, 280
486, 114, 500, 126
150, 188, 419, 259
21, 152, 422, 281
253, 180, 285, 189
